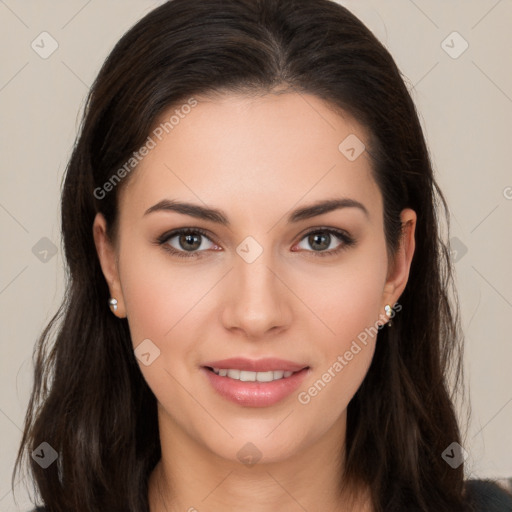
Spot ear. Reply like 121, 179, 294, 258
92, 213, 127, 318
381, 208, 416, 324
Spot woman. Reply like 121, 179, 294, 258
12, 0, 512, 510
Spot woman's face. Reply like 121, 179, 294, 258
94, 91, 415, 465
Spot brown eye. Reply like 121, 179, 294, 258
178, 233, 203, 251
294, 228, 356, 256
307, 232, 332, 251
157, 228, 218, 258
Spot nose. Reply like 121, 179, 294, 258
220, 249, 292, 340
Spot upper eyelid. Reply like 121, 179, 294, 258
158, 227, 217, 245
295, 226, 352, 240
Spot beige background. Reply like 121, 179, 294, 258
1, 0, 511, 509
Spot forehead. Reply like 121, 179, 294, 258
118, 91, 381, 224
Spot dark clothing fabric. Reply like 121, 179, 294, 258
466, 479, 512, 511
30, 479, 512, 511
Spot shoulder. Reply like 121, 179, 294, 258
465, 479, 512, 511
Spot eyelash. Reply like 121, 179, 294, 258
155, 227, 356, 259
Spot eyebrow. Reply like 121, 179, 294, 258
143, 197, 369, 224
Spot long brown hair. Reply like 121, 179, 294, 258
13, 1, 472, 510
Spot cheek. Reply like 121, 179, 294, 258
301, 245, 388, 345
296, 244, 387, 411
118, 247, 211, 413
118, 243, 216, 344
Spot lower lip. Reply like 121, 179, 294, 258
202, 367, 309, 407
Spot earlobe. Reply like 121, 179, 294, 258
381, 208, 417, 320
92, 213, 126, 318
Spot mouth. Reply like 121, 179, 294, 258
201, 358, 310, 407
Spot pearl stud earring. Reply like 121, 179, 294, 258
384, 304, 392, 327
108, 297, 118, 312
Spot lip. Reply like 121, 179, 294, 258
201, 358, 310, 408
202, 357, 307, 372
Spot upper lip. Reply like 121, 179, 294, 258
203, 357, 308, 372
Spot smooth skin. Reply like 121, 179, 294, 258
93, 91, 416, 512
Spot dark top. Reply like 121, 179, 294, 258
30, 479, 512, 511
465, 479, 512, 511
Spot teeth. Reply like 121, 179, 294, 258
227, 369, 240, 379
256, 371, 275, 382
211, 367, 297, 382
239, 370, 256, 382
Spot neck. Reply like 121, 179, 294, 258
148, 411, 372, 512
